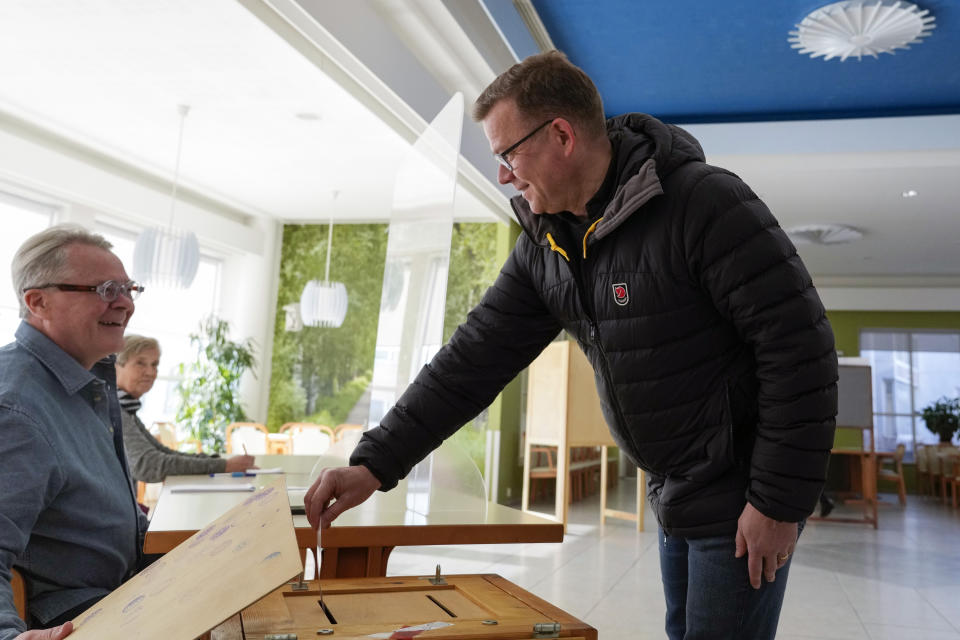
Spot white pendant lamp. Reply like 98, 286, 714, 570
789, 1, 936, 62
299, 192, 348, 328
786, 223, 863, 245
133, 105, 200, 289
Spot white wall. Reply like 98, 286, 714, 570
0, 116, 281, 422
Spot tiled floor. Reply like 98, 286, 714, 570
387, 484, 960, 639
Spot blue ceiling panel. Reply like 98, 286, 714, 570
528, 0, 960, 122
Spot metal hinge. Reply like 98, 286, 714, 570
533, 621, 561, 638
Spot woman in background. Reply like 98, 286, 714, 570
116, 334, 255, 483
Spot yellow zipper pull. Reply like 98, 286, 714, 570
545, 232, 570, 262
582, 217, 603, 259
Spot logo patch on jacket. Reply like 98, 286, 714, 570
612, 283, 629, 306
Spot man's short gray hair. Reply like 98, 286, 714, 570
117, 334, 161, 366
12, 223, 113, 318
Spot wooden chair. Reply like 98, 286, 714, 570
876, 443, 907, 506
149, 421, 179, 449
943, 450, 960, 509
528, 446, 558, 502
11, 567, 27, 623
936, 446, 960, 505
225, 422, 269, 455
334, 423, 365, 448
278, 423, 335, 455
915, 444, 932, 497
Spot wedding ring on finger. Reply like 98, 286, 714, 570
777, 552, 790, 563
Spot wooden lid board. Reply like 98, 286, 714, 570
69, 476, 302, 639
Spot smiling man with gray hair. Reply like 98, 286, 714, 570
0, 224, 148, 640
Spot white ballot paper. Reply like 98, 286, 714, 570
170, 483, 256, 493
68, 476, 302, 639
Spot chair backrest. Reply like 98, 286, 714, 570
149, 421, 179, 450
334, 423, 365, 447
941, 446, 960, 479
279, 423, 334, 455
11, 567, 26, 622
225, 422, 269, 454
915, 444, 928, 472
893, 443, 905, 464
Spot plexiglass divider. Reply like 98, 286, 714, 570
311, 93, 487, 521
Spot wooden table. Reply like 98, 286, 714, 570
209, 574, 596, 640
144, 457, 563, 579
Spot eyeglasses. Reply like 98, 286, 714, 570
24, 280, 145, 302
494, 118, 554, 172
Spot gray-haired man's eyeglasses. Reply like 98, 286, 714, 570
494, 119, 554, 172
23, 280, 145, 302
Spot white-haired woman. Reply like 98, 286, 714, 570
116, 335, 254, 482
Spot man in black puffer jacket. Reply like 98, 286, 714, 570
305, 51, 837, 640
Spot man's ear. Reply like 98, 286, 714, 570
22, 288, 48, 319
551, 118, 577, 158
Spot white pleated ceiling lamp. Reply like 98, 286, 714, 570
789, 1, 936, 61
299, 191, 348, 328
133, 105, 200, 289
786, 223, 864, 245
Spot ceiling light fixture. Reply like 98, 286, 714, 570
132, 105, 200, 289
789, 0, 936, 62
299, 191, 348, 328
786, 224, 864, 245
901, 189, 918, 198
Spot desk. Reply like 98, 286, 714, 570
144, 457, 563, 579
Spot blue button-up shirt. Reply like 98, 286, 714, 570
0, 322, 146, 638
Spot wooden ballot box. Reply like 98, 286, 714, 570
210, 573, 596, 640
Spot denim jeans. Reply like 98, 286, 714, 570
658, 526, 799, 640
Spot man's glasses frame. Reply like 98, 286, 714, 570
24, 280, 145, 303
495, 118, 555, 172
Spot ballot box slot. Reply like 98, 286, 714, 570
317, 598, 337, 624
426, 594, 457, 618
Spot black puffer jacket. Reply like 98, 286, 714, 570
352, 113, 838, 537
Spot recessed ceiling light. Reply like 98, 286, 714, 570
295, 112, 322, 121
789, 1, 936, 62
901, 189, 918, 198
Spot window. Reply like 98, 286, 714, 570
861, 330, 960, 458
0, 191, 55, 341
98, 223, 222, 432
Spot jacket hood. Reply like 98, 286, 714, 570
512, 113, 705, 247
606, 113, 704, 182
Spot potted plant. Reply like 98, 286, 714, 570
919, 396, 960, 444
175, 317, 256, 453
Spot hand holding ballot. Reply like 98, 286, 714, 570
304, 465, 381, 529
223, 455, 256, 473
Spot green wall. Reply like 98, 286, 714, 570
826, 309, 960, 491
827, 310, 960, 358
488, 221, 524, 505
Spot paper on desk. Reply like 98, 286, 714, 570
246, 467, 284, 474
171, 483, 256, 493
367, 621, 453, 638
